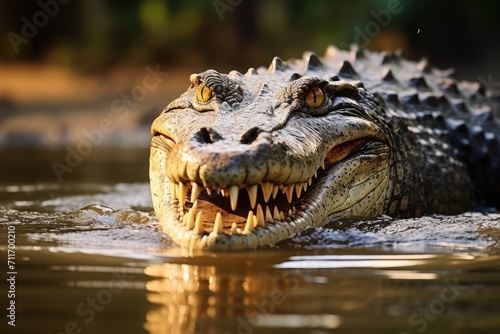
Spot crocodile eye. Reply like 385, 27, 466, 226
196, 84, 212, 103
305, 86, 325, 108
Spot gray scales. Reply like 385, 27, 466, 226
149, 45, 500, 250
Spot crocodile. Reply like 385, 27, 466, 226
149, 45, 500, 250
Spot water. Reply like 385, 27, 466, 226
1, 148, 500, 334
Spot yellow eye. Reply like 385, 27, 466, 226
305, 86, 325, 108
196, 84, 212, 103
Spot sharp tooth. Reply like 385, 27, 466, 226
288, 209, 293, 217
285, 186, 294, 203
229, 186, 239, 211
247, 185, 258, 209
321, 161, 325, 170
272, 185, 280, 199
273, 206, 280, 220
169, 182, 177, 200
302, 182, 308, 192
179, 182, 189, 207
243, 211, 254, 233
216, 188, 221, 195
292, 206, 296, 214
206, 188, 212, 196
211, 212, 223, 235
194, 211, 204, 234
230, 222, 238, 235
295, 183, 302, 198
314, 170, 318, 179
280, 211, 285, 220
260, 182, 273, 202
221, 188, 228, 197
190, 183, 203, 202
186, 201, 197, 230
256, 204, 265, 226
265, 206, 273, 223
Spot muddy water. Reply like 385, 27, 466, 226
1, 148, 500, 334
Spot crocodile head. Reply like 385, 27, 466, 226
149, 48, 402, 250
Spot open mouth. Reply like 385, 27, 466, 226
158, 134, 368, 237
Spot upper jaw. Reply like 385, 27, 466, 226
165, 131, 322, 188
158, 110, 387, 187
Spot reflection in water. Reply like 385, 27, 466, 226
144, 258, 306, 334
141, 252, 500, 334
140, 254, 382, 333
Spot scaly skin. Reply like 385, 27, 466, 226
149, 45, 500, 250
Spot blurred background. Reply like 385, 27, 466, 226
0, 0, 499, 184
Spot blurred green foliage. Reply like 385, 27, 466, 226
1, 0, 499, 74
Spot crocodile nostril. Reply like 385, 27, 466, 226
239, 127, 262, 144
193, 127, 222, 144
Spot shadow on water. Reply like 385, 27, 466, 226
1, 148, 500, 334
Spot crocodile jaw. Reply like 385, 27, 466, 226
149, 136, 390, 250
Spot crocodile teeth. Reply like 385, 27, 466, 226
190, 183, 203, 202
252, 215, 258, 228
211, 212, 223, 236
229, 185, 239, 211
194, 211, 204, 234
285, 186, 294, 203
273, 206, 280, 220
260, 182, 273, 202
295, 183, 302, 198
265, 206, 273, 223
185, 201, 197, 230
179, 182, 189, 207
247, 185, 258, 209
256, 204, 265, 227
230, 222, 238, 235
243, 211, 255, 234
169, 174, 317, 236
272, 185, 280, 199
